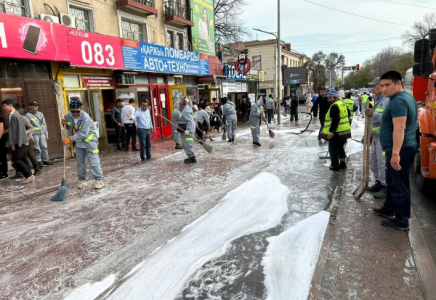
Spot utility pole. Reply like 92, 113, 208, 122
277, 0, 281, 125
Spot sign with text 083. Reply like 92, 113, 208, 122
67, 29, 125, 69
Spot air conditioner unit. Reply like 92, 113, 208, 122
39, 14, 59, 23
116, 74, 136, 85
59, 13, 76, 28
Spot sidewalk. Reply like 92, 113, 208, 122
0, 138, 179, 207
309, 152, 436, 300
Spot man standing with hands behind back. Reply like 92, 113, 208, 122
373, 71, 417, 231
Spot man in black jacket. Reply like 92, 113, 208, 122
112, 99, 126, 150
312, 88, 331, 142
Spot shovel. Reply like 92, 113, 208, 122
353, 101, 372, 199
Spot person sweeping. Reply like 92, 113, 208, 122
177, 97, 197, 164
61, 97, 105, 189
249, 96, 262, 146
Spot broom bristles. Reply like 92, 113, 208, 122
268, 129, 275, 139
221, 130, 226, 140
51, 179, 67, 202
201, 142, 214, 153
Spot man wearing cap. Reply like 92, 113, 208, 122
320, 91, 351, 171
112, 99, 126, 150
25, 101, 53, 168
61, 97, 104, 189
366, 77, 390, 198
249, 96, 262, 146
177, 97, 197, 164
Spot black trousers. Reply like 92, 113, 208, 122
115, 125, 126, 148
328, 135, 347, 169
267, 109, 273, 123
0, 136, 7, 176
290, 109, 299, 122
27, 139, 40, 172
11, 144, 32, 178
124, 124, 137, 150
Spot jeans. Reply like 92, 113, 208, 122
383, 146, 416, 225
137, 128, 152, 160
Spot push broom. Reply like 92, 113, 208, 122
159, 114, 214, 153
261, 113, 275, 138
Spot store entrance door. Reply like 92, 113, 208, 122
151, 85, 171, 140
89, 90, 108, 149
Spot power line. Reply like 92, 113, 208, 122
301, 0, 413, 28
294, 37, 402, 47
339, 46, 403, 54
380, 0, 436, 10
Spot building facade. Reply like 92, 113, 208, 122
222, 39, 310, 100
0, 0, 222, 156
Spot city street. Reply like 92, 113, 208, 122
1, 113, 434, 300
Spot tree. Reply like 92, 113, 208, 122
402, 13, 436, 46
214, 0, 250, 45
307, 51, 345, 91
371, 47, 402, 76
343, 60, 373, 90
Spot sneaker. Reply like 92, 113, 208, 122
373, 186, 387, 199
94, 180, 105, 189
43, 161, 54, 166
373, 207, 395, 219
253, 142, 262, 146
33, 171, 41, 176
381, 219, 409, 231
367, 181, 383, 193
78, 180, 88, 189
175, 144, 183, 149
132, 148, 139, 152
22, 175, 35, 184
184, 157, 197, 164
339, 161, 347, 169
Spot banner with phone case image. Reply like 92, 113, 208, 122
0, 12, 69, 61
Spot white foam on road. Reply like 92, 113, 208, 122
64, 274, 116, 300
262, 211, 330, 300
103, 172, 289, 300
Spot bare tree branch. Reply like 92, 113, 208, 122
402, 13, 436, 46
214, 0, 250, 45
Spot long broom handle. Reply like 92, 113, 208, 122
158, 114, 202, 140
63, 126, 67, 180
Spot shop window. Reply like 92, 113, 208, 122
63, 74, 80, 88
0, 61, 20, 79
252, 55, 261, 71
151, 76, 165, 84
20, 63, 50, 79
0, 0, 29, 17
69, 4, 95, 32
135, 75, 149, 85
1, 87, 24, 107
121, 19, 147, 42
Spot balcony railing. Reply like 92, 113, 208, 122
117, 0, 157, 16
164, 1, 191, 20
131, 0, 155, 8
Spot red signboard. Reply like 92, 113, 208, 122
82, 76, 114, 87
67, 29, 125, 69
0, 13, 69, 61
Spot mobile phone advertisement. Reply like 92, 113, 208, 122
0, 13, 69, 61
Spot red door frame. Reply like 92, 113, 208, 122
150, 85, 172, 140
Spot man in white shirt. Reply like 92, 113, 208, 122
121, 99, 138, 151
125, 100, 154, 161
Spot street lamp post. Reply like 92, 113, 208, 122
253, 0, 281, 125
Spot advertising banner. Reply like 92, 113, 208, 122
190, 0, 215, 56
122, 40, 209, 75
67, 29, 125, 69
0, 13, 69, 61
283, 67, 307, 85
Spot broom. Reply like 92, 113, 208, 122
51, 126, 68, 202
353, 101, 372, 199
159, 114, 214, 153
261, 113, 275, 138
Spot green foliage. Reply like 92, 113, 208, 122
307, 51, 345, 92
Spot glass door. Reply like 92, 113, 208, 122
168, 85, 186, 109
90, 90, 108, 149
151, 85, 171, 140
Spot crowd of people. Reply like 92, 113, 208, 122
1, 70, 417, 231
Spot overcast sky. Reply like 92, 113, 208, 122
240, 0, 433, 67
